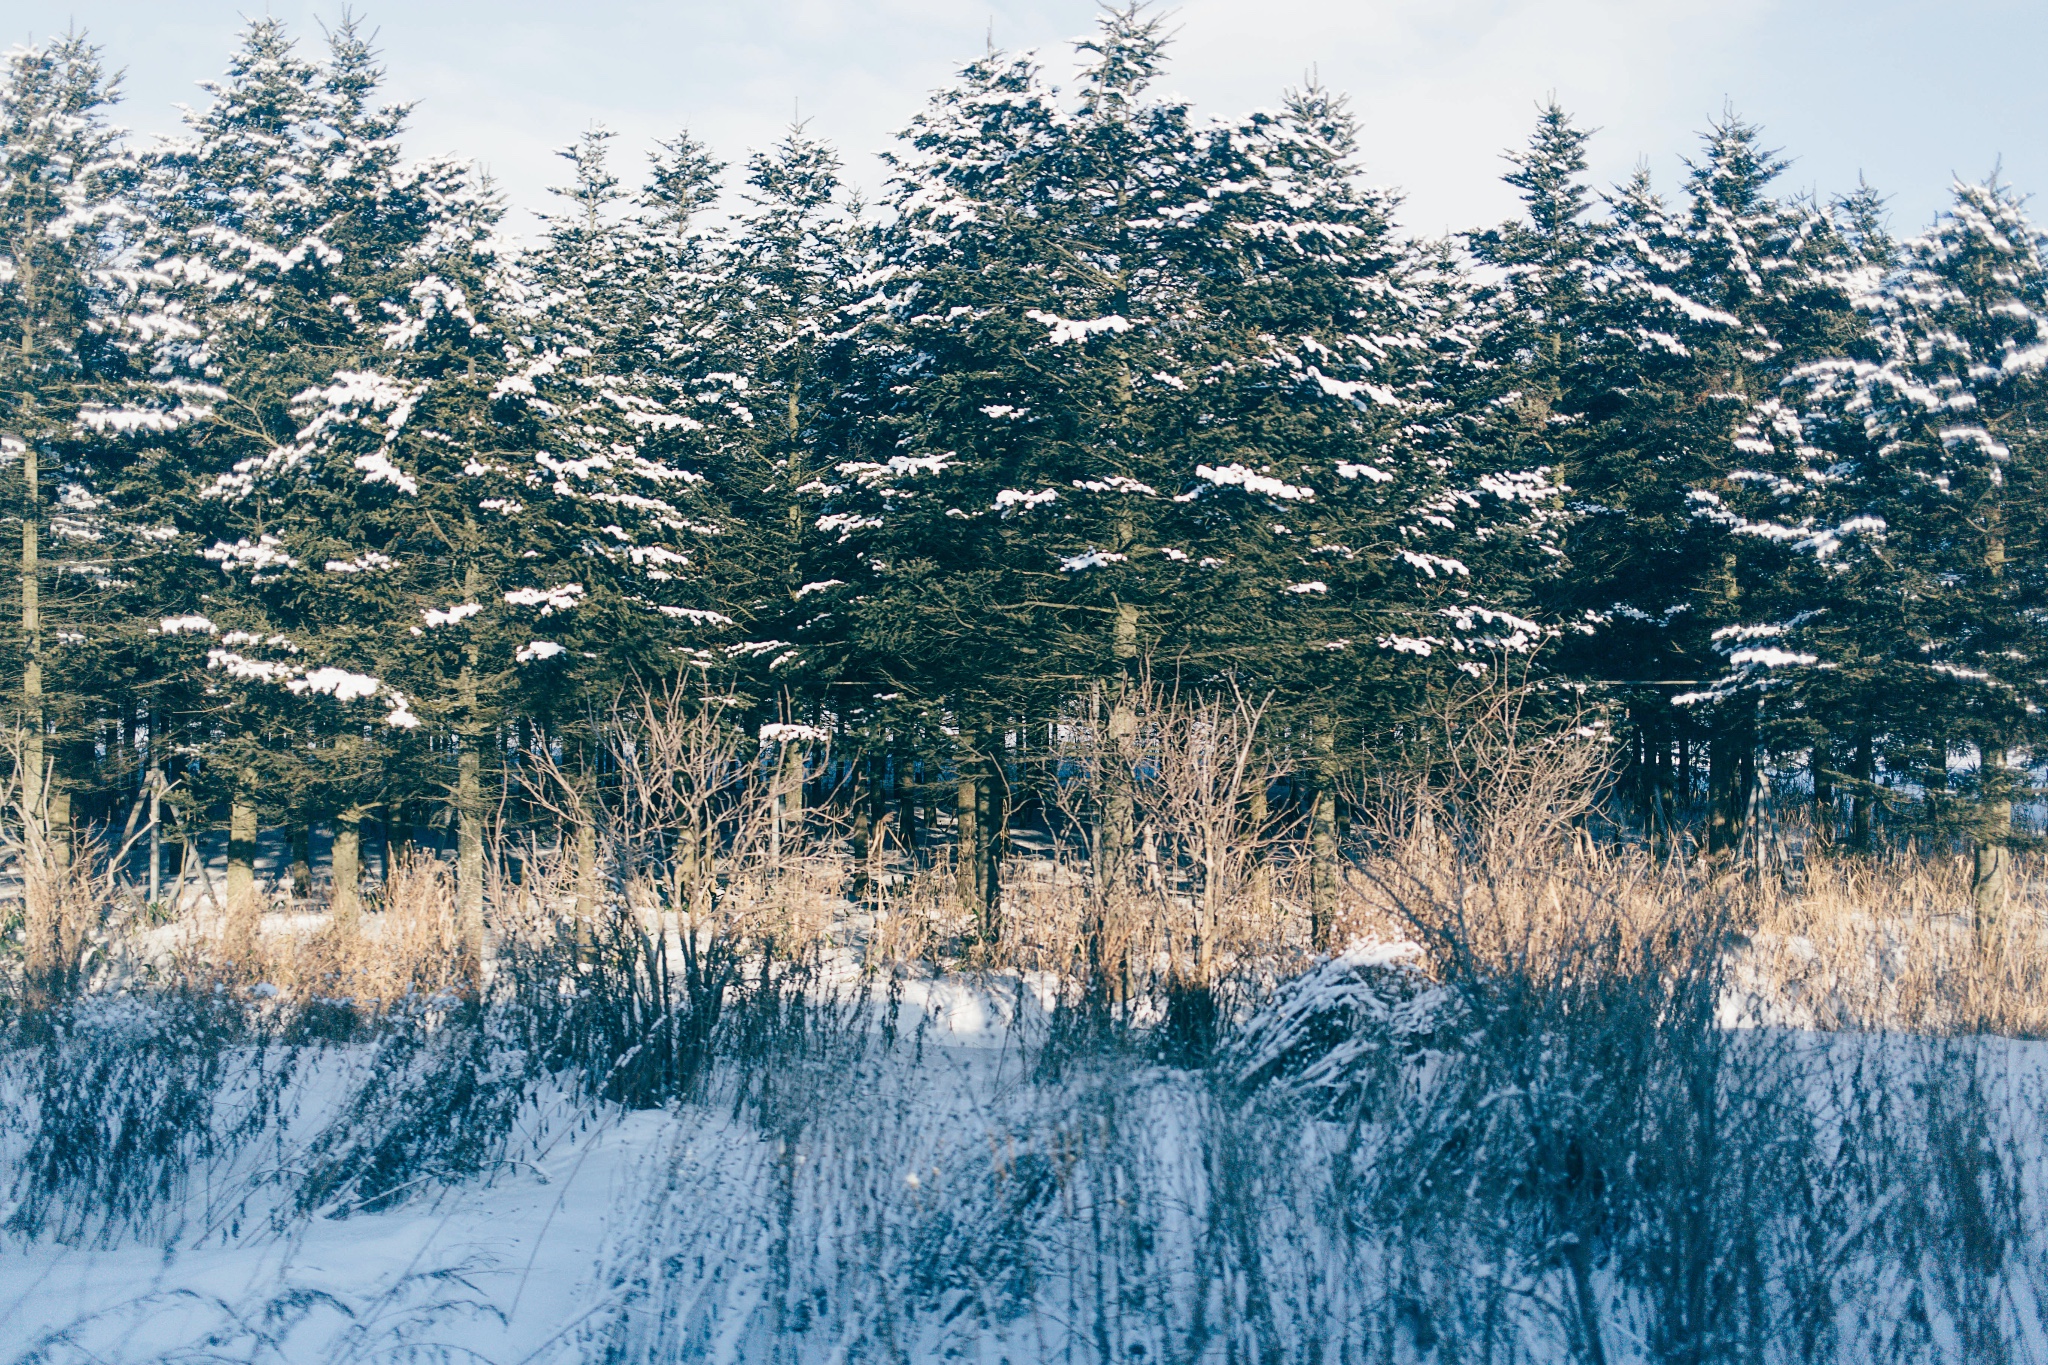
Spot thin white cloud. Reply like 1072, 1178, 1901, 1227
12, 0, 2039, 239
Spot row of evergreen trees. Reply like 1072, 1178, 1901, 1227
4, 9, 2044, 920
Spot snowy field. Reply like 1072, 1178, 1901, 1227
0, 979, 1054, 1364
6, 946, 2048, 1364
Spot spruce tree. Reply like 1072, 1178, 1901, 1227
832, 8, 1545, 933
1555, 115, 1855, 851
107, 20, 515, 925
103, 19, 405, 910
0, 32, 130, 911
1717, 179, 2048, 917
505, 125, 751, 905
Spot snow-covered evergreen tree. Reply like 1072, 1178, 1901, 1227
812, 8, 1555, 932
1713, 179, 2048, 906
1554, 115, 1857, 848
91, 19, 422, 906
504, 128, 745, 720
713, 119, 864, 707
104, 20, 523, 920
0, 33, 133, 855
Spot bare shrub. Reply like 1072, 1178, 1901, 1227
508, 685, 852, 1107
1011, 686, 1301, 1019
0, 731, 117, 1006
280, 854, 477, 1013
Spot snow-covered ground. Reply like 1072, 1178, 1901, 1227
2, 1103, 665, 1362
0, 979, 1046, 1364
6, 959, 2048, 1363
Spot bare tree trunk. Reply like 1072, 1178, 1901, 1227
896, 750, 918, 865
1101, 705, 1134, 892
850, 755, 875, 898
1974, 743, 2012, 947
1850, 728, 1874, 852
1309, 715, 1339, 952
1810, 733, 1832, 844
870, 753, 890, 842
19, 249, 49, 876
383, 802, 408, 875
572, 721, 600, 930
455, 563, 486, 968
778, 735, 806, 855
332, 811, 363, 926
955, 740, 981, 921
1974, 507, 2010, 944
979, 741, 1003, 941
1083, 607, 1143, 999
1707, 707, 1746, 858
457, 742, 484, 970
45, 783, 69, 874
946, 724, 1003, 941
147, 762, 163, 905
18, 741, 67, 998
574, 796, 599, 917
289, 817, 312, 901
225, 778, 259, 965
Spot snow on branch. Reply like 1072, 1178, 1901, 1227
1176, 463, 1314, 503
1060, 549, 1128, 572
503, 584, 585, 615
760, 722, 828, 745
1025, 309, 1133, 345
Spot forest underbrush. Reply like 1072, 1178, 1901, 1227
4, 705, 2048, 1363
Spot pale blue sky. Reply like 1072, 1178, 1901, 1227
4, 1, 2038, 240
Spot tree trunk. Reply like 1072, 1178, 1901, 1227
1810, 734, 1833, 843
574, 796, 599, 919
1850, 728, 1874, 852
1707, 706, 1748, 858
1100, 711, 1134, 893
1089, 605, 1142, 995
1309, 715, 1339, 952
19, 309, 47, 873
870, 753, 890, 840
455, 563, 486, 972
850, 755, 875, 899
896, 752, 918, 865
457, 742, 484, 972
47, 784, 70, 872
777, 735, 806, 859
1974, 744, 2013, 947
148, 763, 163, 906
861, 759, 891, 904
978, 745, 1003, 941
573, 727, 600, 926
289, 818, 312, 901
225, 780, 260, 966
385, 802, 411, 874
332, 812, 363, 926
1975, 506, 2009, 941
955, 747, 981, 922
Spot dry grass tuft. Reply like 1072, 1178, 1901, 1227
150, 854, 476, 1015
13, 682, 2048, 1041
1743, 849, 2048, 1036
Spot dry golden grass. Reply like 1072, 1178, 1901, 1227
1335, 809, 2048, 1039
1742, 849, 2048, 1036
34, 683, 2048, 1040
61, 814, 2048, 1041
155, 854, 477, 1013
